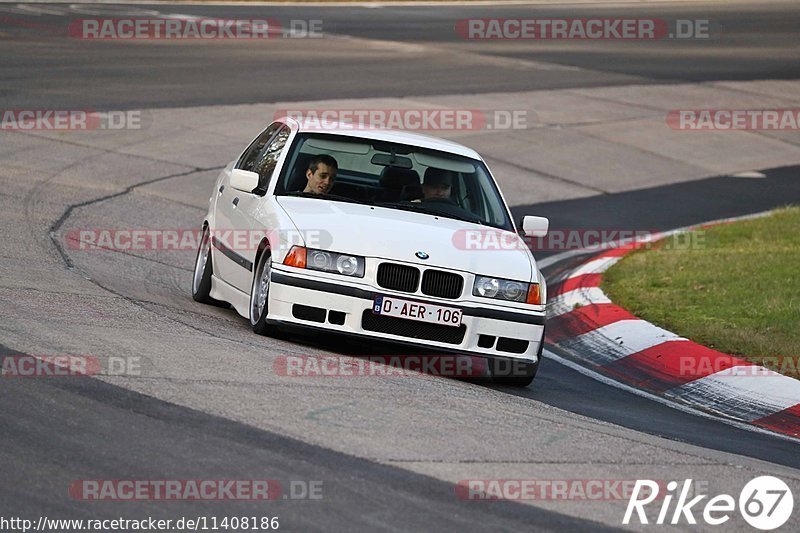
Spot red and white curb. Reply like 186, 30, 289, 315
544, 215, 800, 440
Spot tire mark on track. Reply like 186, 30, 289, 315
32, 162, 289, 355
62, 233, 195, 272
48, 166, 222, 269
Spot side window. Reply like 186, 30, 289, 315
252, 125, 291, 194
237, 123, 281, 172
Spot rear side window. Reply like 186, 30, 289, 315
252, 125, 290, 192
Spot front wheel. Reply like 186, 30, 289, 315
250, 250, 280, 337
192, 225, 214, 303
490, 357, 539, 387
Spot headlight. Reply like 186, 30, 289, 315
473, 275, 541, 304
474, 277, 500, 298
305, 248, 365, 278
336, 255, 359, 276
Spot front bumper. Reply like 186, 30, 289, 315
267, 267, 545, 362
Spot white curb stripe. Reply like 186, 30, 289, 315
668, 366, 800, 422
566, 256, 621, 278
548, 287, 610, 318
584, 319, 685, 354
559, 320, 684, 366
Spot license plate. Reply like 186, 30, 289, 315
373, 295, 463, 327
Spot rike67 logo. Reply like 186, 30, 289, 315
624, 477, 794, 530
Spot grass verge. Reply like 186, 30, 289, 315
602, 206, 800, 379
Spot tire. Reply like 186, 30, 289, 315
249, 249, 281, 337
490, 357, 539, 387
192, 225, 217, 304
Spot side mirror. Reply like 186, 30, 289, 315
522, 215, 549, 237
230, 169, 260, 193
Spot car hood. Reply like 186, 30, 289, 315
275, 196, 535, 281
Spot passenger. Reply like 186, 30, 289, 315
304, 154, 338, 195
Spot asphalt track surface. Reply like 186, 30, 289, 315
0, 1, 798, 109
0, 350, 620, 532
2, 2, 800, 531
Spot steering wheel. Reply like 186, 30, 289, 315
424, 197, 458, 206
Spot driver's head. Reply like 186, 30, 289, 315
304, 154, 338, 194
422, 168, 454, 200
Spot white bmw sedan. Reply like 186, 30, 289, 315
193, 117, 549, 386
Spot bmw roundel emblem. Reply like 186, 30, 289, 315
415, 251, 429, 260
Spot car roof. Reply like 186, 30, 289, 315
276, 116, 483, 161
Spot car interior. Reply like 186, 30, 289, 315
275, 135, 512, 229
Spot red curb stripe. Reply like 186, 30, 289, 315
596, 247, 631, 258
594, 241, 648, 259
546, 304, 637, 344
553, 274, 602, 296
698, 220, 736, 230
601, 340, 753, 393
752, 404, 800, 438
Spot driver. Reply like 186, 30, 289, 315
304, 154, 338, 195
422, 168, 454, 202
413, 167, 481, 223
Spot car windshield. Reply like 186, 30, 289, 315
274, 133, 514, 231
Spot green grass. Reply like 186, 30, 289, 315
602, 206, 800, 379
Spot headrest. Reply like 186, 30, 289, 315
380, 166, 420, 189
287, 153, 315, 191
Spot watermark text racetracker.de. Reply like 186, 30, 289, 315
667, 109, 800, 130
68, 18, 323, 39
275, 108, 529, 131
1, 110, 142, 131
456, 18, 709, 40
457, 479, 674, 501
64, 228, 330, 253
452, 228, 706, 253
274, 354, 490, 378
68, 479, 322, 501
678, 356, 800, 378
1, 354, 141, 377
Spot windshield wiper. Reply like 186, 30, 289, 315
280, 191, 369, 205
